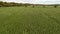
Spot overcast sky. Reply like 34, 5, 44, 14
0, 0, 60, 4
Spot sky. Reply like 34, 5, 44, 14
0, 0, 60, 4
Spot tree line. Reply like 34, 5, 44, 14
0, 1, 59, 8
0, 1, 33, 7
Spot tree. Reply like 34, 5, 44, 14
42, 5, 45, 8
0, 1, 3, 7
54, 5, 58, 8
32, 5, 35, 8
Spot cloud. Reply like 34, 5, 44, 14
0, 0, 60, 4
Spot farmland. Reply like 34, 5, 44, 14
0, 7, 60, 34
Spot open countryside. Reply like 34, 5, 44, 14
0, 0, 60, 34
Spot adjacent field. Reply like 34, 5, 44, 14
0, 7, 60, 34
